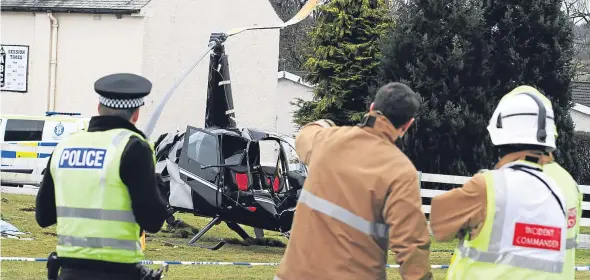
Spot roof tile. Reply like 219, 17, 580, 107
573, 81, 590, 107
1, 0, 151, 12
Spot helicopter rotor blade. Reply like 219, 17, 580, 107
142, 0, 320, 139
143, 42, 215, 138
226, 0, 319, 37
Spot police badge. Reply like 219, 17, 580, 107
54, 122, 64, 137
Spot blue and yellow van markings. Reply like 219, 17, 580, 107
1, 150, 52, 159
39, 142, 59, 147
5, 142, 59, 147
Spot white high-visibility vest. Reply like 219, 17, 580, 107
447, 161, 567, 279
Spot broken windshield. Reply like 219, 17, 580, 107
186, 129, 218, 168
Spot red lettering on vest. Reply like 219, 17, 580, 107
512, 222, 561, 251
568, 208, 577, 229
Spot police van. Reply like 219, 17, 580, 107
0, 112, 90, 187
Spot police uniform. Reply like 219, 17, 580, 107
35, 73, 169, 280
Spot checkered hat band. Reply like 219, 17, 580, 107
99, 96, 144, 109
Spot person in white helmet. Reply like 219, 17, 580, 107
429, 85, 567, 279
510, 87, 581, 279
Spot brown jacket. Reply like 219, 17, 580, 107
430, 151, 545, 242
275, 112, 432, 280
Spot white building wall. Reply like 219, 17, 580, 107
2, 1, 287, 142
0, 11, 145, 116
138, 0, 282, 139
572, 109, 590, 132
53, 14, 145, 115
276, 78, 314, 137
1, 12, 51, 115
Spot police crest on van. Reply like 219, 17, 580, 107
54, 122, 64, 137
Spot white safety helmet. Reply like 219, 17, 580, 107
487, 85, 556, 152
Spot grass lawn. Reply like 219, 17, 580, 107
2, 193, 590, 279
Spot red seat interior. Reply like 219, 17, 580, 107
266, 176, 280, 192
237, 172, 280, 193
273, 176, 280, 192
235, 173, 248, 191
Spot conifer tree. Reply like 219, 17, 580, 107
484, 0, 580, 178
292, 0, 392, 126
379, 0, 496, 176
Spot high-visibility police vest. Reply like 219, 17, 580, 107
50, 128, 154, 264
447, 161, 567, 280
544, 162, 582, 279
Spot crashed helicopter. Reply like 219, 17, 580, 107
144, 1, 319, 250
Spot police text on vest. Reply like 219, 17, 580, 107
512, 222, 562, 251
58, 148, 107, 169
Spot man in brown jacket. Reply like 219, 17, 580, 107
274, 82, 433, 280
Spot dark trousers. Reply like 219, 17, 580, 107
58, 267, 139, 280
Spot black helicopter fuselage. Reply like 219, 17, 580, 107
153, 32, 305, 249
170, 125, 302, 233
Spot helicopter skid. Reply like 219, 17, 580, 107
225, 222, 252, 240
190, 240, 227, 251
187, 216, 227, 250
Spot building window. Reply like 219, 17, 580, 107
4, 119, 44, 141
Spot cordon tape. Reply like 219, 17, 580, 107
3, 257, 590, 270
0, 257, 445, 268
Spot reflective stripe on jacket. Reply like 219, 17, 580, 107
446, 161, 567, 280
50, 128, 154, 263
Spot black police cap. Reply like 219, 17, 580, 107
94, 73, 152, 109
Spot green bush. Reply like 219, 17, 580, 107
292, 0, 392, 126
483, 0, 579, 179
378, 0, 496, 176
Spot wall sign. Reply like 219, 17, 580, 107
0, 45, 30, 93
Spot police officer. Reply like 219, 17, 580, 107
430, 85, 568, 279
35, 73, 169, 280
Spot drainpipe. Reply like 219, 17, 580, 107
47, 12, 59, 111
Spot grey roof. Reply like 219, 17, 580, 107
572, 81, 590, 108
0, 0, 152, 14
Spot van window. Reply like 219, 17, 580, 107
4, 119, 45, 141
